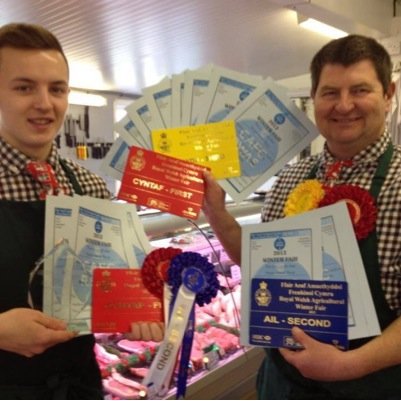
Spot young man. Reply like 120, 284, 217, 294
0, 23, 110, 398
203, 34, 401, 398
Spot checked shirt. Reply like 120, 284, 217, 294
0, 138, 111, 201
261, 131, 401, 314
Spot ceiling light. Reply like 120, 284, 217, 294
298, 15, 348, 39
68, 90, 108, 107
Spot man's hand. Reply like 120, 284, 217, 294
0, 308, 77, 357
202, 170, 242, 265
202, 170, 226, 219
279, 326, 361, 381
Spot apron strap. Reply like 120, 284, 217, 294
369, 143, 393, 198
357, 143, 396, 330
59, 158, 84, 195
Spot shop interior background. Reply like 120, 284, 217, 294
2, 2, 401, 398
0, 0, 400, 194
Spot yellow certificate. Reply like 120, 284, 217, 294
151, 120, 240, 179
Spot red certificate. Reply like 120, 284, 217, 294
91, 268, 163, 333
117, 146, 208, 219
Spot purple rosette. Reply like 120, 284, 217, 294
168, 251, 219, 306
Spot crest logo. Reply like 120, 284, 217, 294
95, 269, 116, 293
158, 132, 171, 152
255, 281, 272, 307
94, 220, 103, 233
130, 150, 145, 171
274, 237, 285, 250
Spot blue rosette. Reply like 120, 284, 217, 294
168, 251, 220, 306
167, 251, 219, 398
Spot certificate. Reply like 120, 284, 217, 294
181, 65, 213, 126
92, 268, 163, 333
220, 78, 319, 203
101, 136, 131, 181
252, 228, 317, 280
126, 95, 165, 147
241, 203, 380, 348
318, 204, 380, 338
44, 195, 152, 333
142, 77, 172, 128
115, 115, 149, 149
171, 71, 186, 127
196, 66, 262, 124
151, 120, 240, 179
241, 212, 322, 346
249, 278, 348, 349
117, 146, 207, 219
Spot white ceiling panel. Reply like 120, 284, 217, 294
0, 0, 395, 96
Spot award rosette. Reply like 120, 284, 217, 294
284, 180, 377, 240
142, 251, 219, 399
318, 184, 377, 240
141, 247, 183, 324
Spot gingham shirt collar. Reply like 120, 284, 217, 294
0, 137, 61, 178
314, 131, 391, 181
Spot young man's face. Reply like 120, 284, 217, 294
0, 47, 69, 160
312, 59, 394, 159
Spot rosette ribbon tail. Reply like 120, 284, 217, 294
142, 284, 196, 399
176, 306, 195, 399
143, 252, 219, 399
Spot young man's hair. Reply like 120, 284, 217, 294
310, 34, 392, 96
0, 22, 68, 71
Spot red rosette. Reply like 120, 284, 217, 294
141, 247, 182, 298
318, 184, 377, 240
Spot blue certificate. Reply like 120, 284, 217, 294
249, 278, 348, 349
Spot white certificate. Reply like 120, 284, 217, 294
126, 207, 152, 266
220, 78, 319, 203
171, 71, 187, 127
114, 115, 148, 149
241, 212, 322, 345
253, 229, 317, 280
196, 66, 262, 124
43, 195, 78, 323
100, 136, 130, 181
318, 203, 380, 338
181, 64, 213, 126
241, 203, 380, 346
142, 77, 172, 128
43, 195, 152, 333
126, 95, 165, 147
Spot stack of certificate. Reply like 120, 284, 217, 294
43, 195, 152, 333
241, 203, 381, 348
102, 65, 319, 204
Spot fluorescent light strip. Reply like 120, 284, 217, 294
68, 90, 108, 107
299, 18, 348, 39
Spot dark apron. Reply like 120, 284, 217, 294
0, 160, 103, 399
258, 144, 401, 399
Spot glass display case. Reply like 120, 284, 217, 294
96, 197, 266, 400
